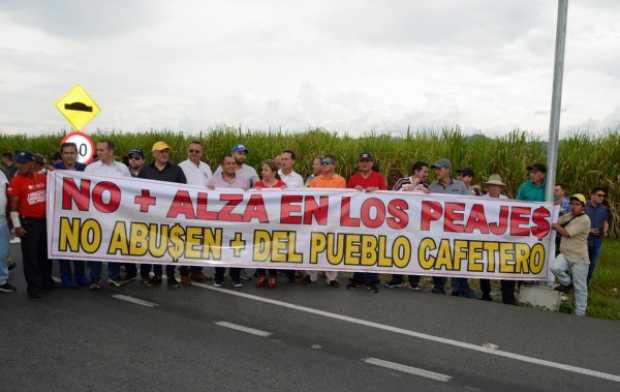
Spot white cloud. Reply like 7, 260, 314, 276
0, 0, 619, 136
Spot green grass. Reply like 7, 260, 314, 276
559, 240, 620, 320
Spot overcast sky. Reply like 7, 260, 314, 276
1, 0, 619, 136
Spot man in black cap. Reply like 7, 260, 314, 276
457, 167, 480, 196
517, 163, 546, 202
127, 148, 146, 177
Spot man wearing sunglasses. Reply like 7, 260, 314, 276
127, 148, 146, 177
585, 187, 609, 284
306, 155, 346, 287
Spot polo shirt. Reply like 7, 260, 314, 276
7, 172, 47, 218
207, 172, 249, 190
278, 169, 304, 188
179, 159, 212, 187
347, 171, 387, 190
309, 174, 347, 189
558, 213, 591, 263
85, 160, 131, 178
214, 163, 258, 187
429, 178, 468, 195
138, 162, 187, 184
585, 201, 609, 239
54, 161, 86, 171
516, 180, 545, 202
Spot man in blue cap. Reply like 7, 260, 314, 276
213, 144, 258, 187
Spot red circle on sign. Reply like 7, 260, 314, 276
60, 131, 95, 164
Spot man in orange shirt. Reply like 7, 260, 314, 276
8, 151, 51, 299
305, 155, 346, 287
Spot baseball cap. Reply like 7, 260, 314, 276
152, 141, 171, 151
359, 152, 374, 161
231, 144, 249, 153
128, 148, 145, 159
431, 158, 452, 169
570, 193, 587, 205
15, 151, 34, 164
457, 167, 474, 177
527, 163, 547, 173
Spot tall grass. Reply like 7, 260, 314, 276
1, 127, 618, 237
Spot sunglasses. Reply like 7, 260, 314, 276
129, 156, 143, 160
320, 160, 334, 166
189, 149, 201, 153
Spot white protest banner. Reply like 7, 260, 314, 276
47, 171, 556, 281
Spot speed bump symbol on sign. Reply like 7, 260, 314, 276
55, 85, 100, 130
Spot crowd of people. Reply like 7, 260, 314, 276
0, 140, 611, 317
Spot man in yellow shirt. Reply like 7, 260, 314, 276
551, 193, 591, 317
305, 155, 345, 287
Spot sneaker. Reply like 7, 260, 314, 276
180, 275, 192, 287
384, 280, 404, 289
240, 270, 252, 281
27, 288, 42, 299
9, 237, 21, 244
232, 281, 243, 288
367, 283, 379, 293
61, 275, 77, 289
148, 276, 162, 287
213, 281, 223, 288
328, 280, 340, 288
108, 279, 124, 288
267, 277, 277, 289
256, 276, 266, 288
0, 282, 16, 293
190, 271, 211, 283
89, 281, 101, 291
346, 280, 359, 289
302, 275, 312, 285
554, 284, 572, 293
409, 284, 421, 291
76, 276, 90, 287
167, 276, 180, 288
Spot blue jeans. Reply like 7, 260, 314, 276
0, 219, 9, 285
552, 254, 588, 316
587, 238, 602, 284
88, 261, 121, 282
59, 260, 85, 278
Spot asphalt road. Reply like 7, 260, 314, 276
1, 244, 619, 392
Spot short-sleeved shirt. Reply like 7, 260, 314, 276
585, 201, 609, 240
254, 179, 286, 189
214, 163, 258, 187
429, 179, 468, 195
7, 172, 47, 219
179, 159, 212, 187
54, 161, 86, 172
516, 180, 545, 202
278, 170, 304, 188
0, 170, 8, 219
347, 171, 387, 190
309, 174, 347, 189
85, 160, 131, 178
558, 213, 591, 263
207, 172, 250, 190
139, 162, 187, 184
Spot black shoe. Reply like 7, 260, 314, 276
328, 280, 340, 288
167, 276, 180, 288
554, 284, 572, 293
346, 279, 359, 289
481, 294, 492, 301
432, 286, 446, 295
0, 282, 17, 293
302, 275, 312, 285
27, 288, 42, 299
367, 283, 379, 293
148, 275, 162, 286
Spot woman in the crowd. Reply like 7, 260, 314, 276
253, 159, 287, 288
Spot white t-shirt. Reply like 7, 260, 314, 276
179, 159, 212, 187
278, 169, 304, 188
214, 163, 258, 187
0, 170, 7, 218
85, 160, 131, 178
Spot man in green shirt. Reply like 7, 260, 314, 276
516, 163, 546, 201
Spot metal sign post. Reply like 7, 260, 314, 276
545, 0, 569, 202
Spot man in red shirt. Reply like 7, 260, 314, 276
8, 151, 51, 299
346, 152, 387, 293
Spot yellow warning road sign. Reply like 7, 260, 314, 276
55, 84, 100, 131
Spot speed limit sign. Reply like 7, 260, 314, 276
60, 131, 95, 164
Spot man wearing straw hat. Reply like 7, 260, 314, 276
478, 174, 517, 304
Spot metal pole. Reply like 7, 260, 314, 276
545, 0, 569, 202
